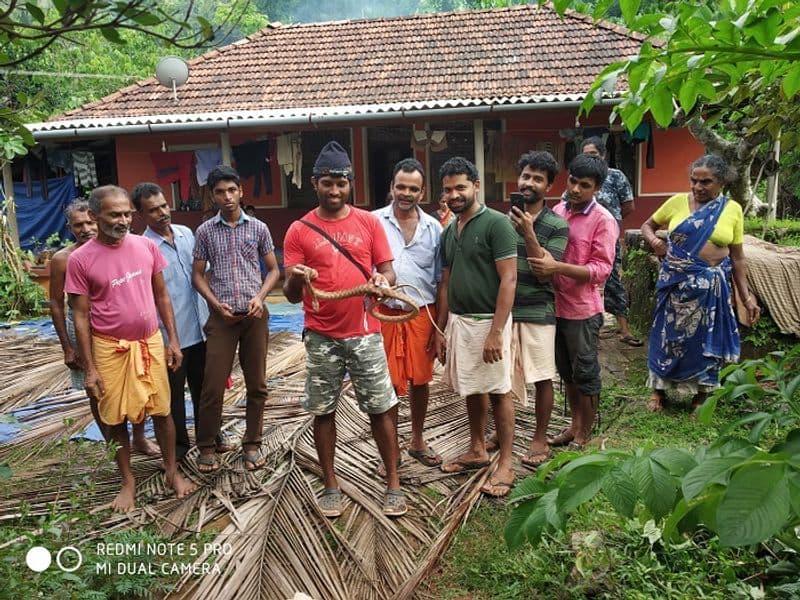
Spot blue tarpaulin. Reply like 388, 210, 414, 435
5, 174, 79, 252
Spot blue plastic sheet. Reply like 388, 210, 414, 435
4, 174, 79, 252
1, 301, 304, 443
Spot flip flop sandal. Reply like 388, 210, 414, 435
480, 478, 515, 498
318, 488, 343, 518
440, 458, 491, 474
243, 448, 266, 471
408, 447, 442, 467
620, 335, 643, 347
521, 450, 553, 468
547, 429, 574, 447
383, 490, 408, 517
196, 454, 220, 473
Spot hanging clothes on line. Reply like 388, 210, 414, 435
276, 133, 302, 189
72, 151, 98, 188
231, 141, 272, 197
149, 152, 193, 201
194, 148, 222, 186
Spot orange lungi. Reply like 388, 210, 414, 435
379, 305, 436, 397
92, 329, 171, 425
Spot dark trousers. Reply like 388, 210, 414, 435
197, 311, 269, 450
169, 341, 206, 459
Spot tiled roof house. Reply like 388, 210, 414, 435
25, 3, 703, 241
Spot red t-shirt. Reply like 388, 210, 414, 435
65, 235, 167, 340
283, 207, 393, 339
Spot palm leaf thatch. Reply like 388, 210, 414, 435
0, 330, 572, 599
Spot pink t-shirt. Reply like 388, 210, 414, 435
283, 207, 393, 339
552, 200, 617, 320
65, 235, 167, 340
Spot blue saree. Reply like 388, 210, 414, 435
647, 195, 740, 392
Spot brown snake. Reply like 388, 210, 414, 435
303, 276, 420, 323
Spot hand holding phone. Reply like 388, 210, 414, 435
510, 192, 526, 212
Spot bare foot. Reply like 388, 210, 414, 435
111, 479, 136, 513
440, 451, 490, 474
646, 392, 665, 413
168, 472, 197, 499
485, 434, 499, 453
132, 437, 161, 457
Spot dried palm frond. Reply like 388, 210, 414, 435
0, 330, 571, 599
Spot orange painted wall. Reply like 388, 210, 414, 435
114, 112, 705, 245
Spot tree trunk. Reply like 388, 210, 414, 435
683, 116, 767, 215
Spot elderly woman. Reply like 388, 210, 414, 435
641, 155, 760, 412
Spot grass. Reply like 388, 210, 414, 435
424, 353, 791, 600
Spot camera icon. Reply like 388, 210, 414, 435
25, 545, 83, 573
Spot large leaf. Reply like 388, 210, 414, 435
509, 476, 547, 502
650, 448, 697, 477
717, 463, 790, 546
682, 455, 749, 500
619, 0, 642, 24
557, 463, 610, 513
648, 85, 675, 127
505, 490, 556, 550
631, 456, 678, 520
601, 466, 637, 518
788, 471, 800, 517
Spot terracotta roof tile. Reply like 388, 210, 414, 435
54, 4, 642, 121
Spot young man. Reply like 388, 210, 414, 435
530, 154, 617, 449
283, 141, 405, 518
192, 166, 280, 473
433, 156, 518, 498
66, 185, 195, 512
50, 200, 158, 456
373, 158, 443, 467
133, 182, 215, 461
579, 136, 640, 346
507, 151, 569, 467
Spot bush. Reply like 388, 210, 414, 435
0, 258, 46, 320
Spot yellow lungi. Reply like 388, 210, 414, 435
92, 329, 171, 425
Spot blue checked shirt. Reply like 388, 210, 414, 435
143, 224, 209, 348
193, 211, 275, 313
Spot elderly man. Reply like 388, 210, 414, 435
66, 185, 195, 512
373, 158, 443, 467
50, 200, 159, 455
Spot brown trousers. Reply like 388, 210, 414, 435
196, 311, 268, 450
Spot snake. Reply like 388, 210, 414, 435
303, 274, 420, 323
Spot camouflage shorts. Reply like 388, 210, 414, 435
303, 330, 398, 416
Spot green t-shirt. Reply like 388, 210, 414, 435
442, 205, 518, 315
512, 206, 569, 324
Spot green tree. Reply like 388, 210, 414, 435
550, 0, 800, 210
0, 0, 251, 157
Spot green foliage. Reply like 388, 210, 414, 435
550, 0, 800, 153
0, 257, 46, 320
0, 0, 253, 161
507, 345, 800, 554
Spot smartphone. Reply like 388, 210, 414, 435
232, 310, 249, 316
509, 192, 526, 212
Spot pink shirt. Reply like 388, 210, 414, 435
283, 207, 393, 339
552, 200, 617, 320
65, 235, 167, 340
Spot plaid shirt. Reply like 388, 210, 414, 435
193, 211, 274, 312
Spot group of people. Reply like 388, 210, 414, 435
49, 134, 756, 519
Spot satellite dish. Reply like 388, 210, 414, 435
155, 56, 189, 103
